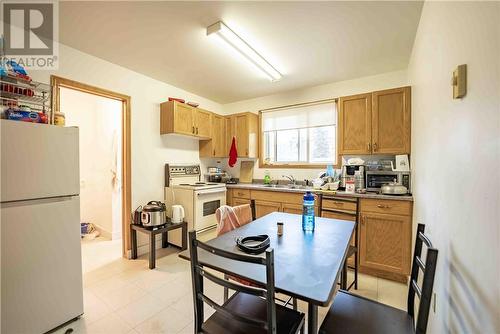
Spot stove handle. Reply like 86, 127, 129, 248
196, 189, 227, 196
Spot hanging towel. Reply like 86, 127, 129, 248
228, 136, 238, 167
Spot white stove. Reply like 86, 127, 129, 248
173, 182, 224, 191
165, 164, 226, 246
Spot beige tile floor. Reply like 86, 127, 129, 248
55, 232, 407, 334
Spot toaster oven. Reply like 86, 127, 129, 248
366, 171, 411, 192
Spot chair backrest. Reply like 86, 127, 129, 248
215, 201, 255, 236
188, 231, 277, 334
407, 224, 439, 334
250, 199, 256, 221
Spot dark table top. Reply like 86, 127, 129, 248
179, 212, 354, 306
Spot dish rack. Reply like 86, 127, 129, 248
1, 74, 52, 121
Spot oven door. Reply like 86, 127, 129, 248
194, 188, 226, 231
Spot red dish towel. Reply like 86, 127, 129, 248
228, 136, 238, 167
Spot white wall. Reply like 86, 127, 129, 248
31, 44, 222, 250
211, 70, 409, 181
408, 2, 500, 333
61, 87, 123, 239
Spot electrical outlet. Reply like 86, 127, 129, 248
432, 292, 437, 313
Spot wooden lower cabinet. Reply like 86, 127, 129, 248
233, 198, 251, 206
254, 200, 282, 218
282, 203, 303, 215
359, 212, 411, 282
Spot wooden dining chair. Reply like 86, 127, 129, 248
320, 196, 359, 290
319, 223, 438, 334
188, 231, 305, 334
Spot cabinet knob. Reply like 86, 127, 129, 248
333, 201, 344, 205
367, 143, 371, 151
373, 143, 378, 151
377, 204, 390, 209
192, 126, 195, 134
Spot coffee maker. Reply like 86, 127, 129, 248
340, 164, 365, 189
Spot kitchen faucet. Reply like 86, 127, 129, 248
282, 175, 296, 185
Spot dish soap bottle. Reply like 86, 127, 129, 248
264, 170, 271, 185
302, 191, 315, 232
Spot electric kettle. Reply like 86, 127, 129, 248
171, 205, 185, 224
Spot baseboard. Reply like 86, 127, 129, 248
93, 224, 111, 239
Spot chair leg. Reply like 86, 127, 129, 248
354, 254, 358, 290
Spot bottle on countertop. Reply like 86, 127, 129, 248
302, 191, 315, 232
264, 170, 271, 185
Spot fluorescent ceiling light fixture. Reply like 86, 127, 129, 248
207, 21, 282, 82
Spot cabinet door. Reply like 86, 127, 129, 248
173, 103, 195, 135
233, 198, 251, 206
282, 203, 303, 215
225, 116, 234, 156
194, 109, 212, 138
254, 200, 281, 218
372, 87, 411, 154
213, 115, 226, 157
235, 114, 249, 157
359, 212, 411, 276
338, 93, 372, 154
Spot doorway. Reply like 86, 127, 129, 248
51, 76, 131, 262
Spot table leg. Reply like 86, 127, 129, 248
131, 227, 137, 260
162, 232, 168, 248
181, 223, 187, 251
308, 303, 318, 334
149, 233, 156, 269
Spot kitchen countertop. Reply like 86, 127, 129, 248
226, 183, 413, 201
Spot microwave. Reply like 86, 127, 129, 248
366, 171, 411, 192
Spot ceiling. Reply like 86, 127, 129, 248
59, 2, 423, 104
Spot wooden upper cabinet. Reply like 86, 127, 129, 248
338, 86, 412, 156
160, 101, 212, 138
225, 112, 258, 158
160, 101, 195, 136
372, 87, 411, 154
194, 108, 212, 139
338, 93, 372, 155
199, 114, 226, 157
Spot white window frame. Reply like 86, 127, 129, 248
259, 100, 338, 168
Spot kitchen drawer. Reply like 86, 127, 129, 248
232, 188, 250, 199
322, 198, 357, 212
321, 210, 356, 222
360, 199, 412, 216
251, 190, 308, 205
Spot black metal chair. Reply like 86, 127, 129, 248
189, 231, 305, 334
319, 223, 438, 334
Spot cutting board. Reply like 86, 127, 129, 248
239, 161, 254, 183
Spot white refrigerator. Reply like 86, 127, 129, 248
1, 120, 84, 333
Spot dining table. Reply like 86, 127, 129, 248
178, 211, 355, 334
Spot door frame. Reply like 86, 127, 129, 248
51, 75, 132, 258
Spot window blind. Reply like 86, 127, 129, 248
262, 101, 336, 132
